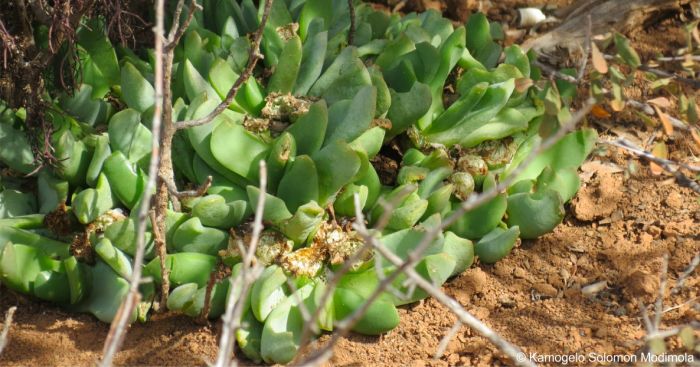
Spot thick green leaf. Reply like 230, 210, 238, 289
311, 141, 361, 205
268, 35, 303, 93
325, 85, 376, 146
246, 186, 293, 225
278, 201, 324, 245
0, 189, 36, 219
102, 152, 148, 209
425, 79, 515, 146
192, 194, 248, 229
287, 100, 328, 156
86, 134, 111, 187
78, 261, 133, 323
144, 252, 217, 288
183, 59, 221, 103
210, 118, 270, 181
172, 217, 228, 255
121, 62, 155, 112
0, 121, 36, 174
0, 243, 51, 293
251, 265, 288, 322
276, 155, 319, 213
0, 226, 70, 259
506, 189, 564, 239
260, 284, 314, 364
474, 226, 520, 263
334, 288, 399, 335
52, 130, 93, 186
294, 31, 328, 95
104, 218, 155, 259
71, 173, 115, 224
94, 237, 132, 279
386, 82, 432, 138
108, 109, 152, 165
298, 0, 332, 40
77, 19, 120, 98
504, 129, 598, 182
266, 132, 296, 194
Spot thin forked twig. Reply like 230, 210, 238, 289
434, 320, 463, 360
601, 138, 700, 194
176, 0, 272, 130
653, 255, 669, 332
161, 174, 213, 199
641, 255, 674, 343
99, 0, 166, 364
214, 162, 268, 367
165, 0, 201, 50
576, 15, 592, 82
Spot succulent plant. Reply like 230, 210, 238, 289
0, 0, 597, 364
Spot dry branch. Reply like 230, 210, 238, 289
602, 138, 700, 194
175, 0, 272, 130
526, 0, 694, 52
0, 306, 17, 356
99, 0, 166, 364
347, 0, 356, 46
215, 162, 268, 367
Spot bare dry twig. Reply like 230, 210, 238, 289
175, 0, 272, 130
215, 162, 268, 367
601, 53, 700, 89
99, 0, 166, 364
347, 0, 356, 46
0, 306, 17, 356
165, 0, 201, 51
602, 138, 700, 194
161, 173, 213, 200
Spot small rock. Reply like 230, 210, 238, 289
533, 283, 558, 297
664, 191, 683, 209
513, 267, 527, 279
622, 270, 659, 299
595, 327, 609, 338
498, 295, 516, 308
647, 225, 662, 239
447, 353, 460, 365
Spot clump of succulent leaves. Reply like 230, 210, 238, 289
0, 0, 597, 364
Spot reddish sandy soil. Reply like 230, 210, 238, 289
2, 1, 699, 366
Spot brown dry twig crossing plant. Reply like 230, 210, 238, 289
99, 0, 166, 364
100, 0, 274, 363
175, 0, 272, 130
214, 162, 268, 367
